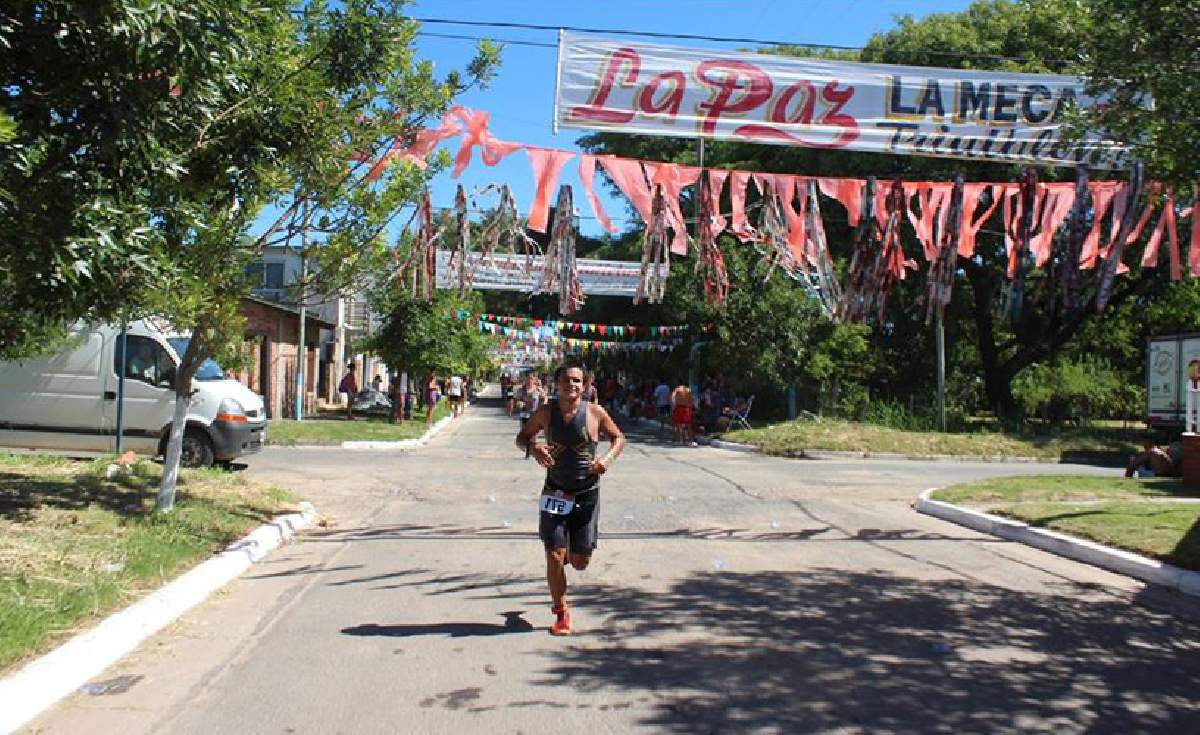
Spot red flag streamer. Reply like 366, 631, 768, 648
695, 171, 730, 307
1096, 163, 1145, 313
645, 162, 701, 255
1060, 166, 1090, 313
449, 184, 473, 295
840, 177, 913, 323
803, 178, 842, 320
1003, 169, 1039, 323
872, 178, 914, 322
477, 183, 541, 276
729, 171, 756, 242
538, 185, 584, 315
1140, 189, 1182, 281
839, 177, 879, 323
925, 175, 964, 325
957, 183, 1001, 259
525, 148, 576, 233
636, 188, 671, 304
448, 107, 521, 178
578, 155, 618, 233
397, 190, 440, 302
1189, 200, 1200, 278
752, 178, 799, 284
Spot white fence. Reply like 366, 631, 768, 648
1187, 378, 1199, 434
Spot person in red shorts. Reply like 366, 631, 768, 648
671, 382, 695, 446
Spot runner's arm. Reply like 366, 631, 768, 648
590, 405, 625, 475
516, 405, 549, 450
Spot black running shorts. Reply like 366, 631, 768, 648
538, 486, 599, 555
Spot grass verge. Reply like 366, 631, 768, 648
268, 400, 453, 446
724, 418, 1141, 461
0, 452, 295, 673
931, 475, 1200, 571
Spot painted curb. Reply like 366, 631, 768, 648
915, 489, 1200, 597
341, 415, 453, 450
0, 503, 318, 735
797, 449, 1045, 463
703, 438, 757, 453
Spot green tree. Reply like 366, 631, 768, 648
368, 290, 494, 381
2, 1, 499, 508
580, 0, 1189, 419
1071, 0, 1200, 186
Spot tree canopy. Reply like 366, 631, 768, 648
571, 0, 1198, 420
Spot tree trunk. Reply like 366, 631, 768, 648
157, 335, 203, 512
157, 384, 190, 512
965, 262, 1017, 417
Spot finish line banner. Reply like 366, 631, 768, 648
434, 250, 663, 297
555, 33, 1127, 169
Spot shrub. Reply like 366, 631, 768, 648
1012, 356, 1133, 426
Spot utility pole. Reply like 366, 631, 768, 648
294, 200, 309, 421
115, 310, 128, 453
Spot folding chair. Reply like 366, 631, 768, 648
732, 395, 755, 430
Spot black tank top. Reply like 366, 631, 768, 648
546, 398, 598, 493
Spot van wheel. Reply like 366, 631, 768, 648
181, 430, 215, 468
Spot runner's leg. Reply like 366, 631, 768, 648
545, 548, 568, 608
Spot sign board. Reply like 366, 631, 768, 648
1146, 335, 1200, 427
1147, 337, 1180, 420
435, 250, 663, 297
555, 33, 1127, 168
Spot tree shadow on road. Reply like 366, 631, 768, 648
538, 568, 1200, 732
342, 611, 535, 638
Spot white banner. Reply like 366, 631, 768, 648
434, 250, 662, 297
555, 33, 1127, 169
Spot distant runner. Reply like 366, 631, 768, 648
671, 382, 695, 446
516, 363, 626, 636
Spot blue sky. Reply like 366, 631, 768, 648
255, 1, 976, 242
406, 0, 974, 236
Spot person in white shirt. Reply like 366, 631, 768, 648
447, 374, 465, 417
653, 380, 671, 430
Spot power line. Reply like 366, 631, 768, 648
410, 17, 860, 51
408, 16, 1076, 67
416, 31, 555, 49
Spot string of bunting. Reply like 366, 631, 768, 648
375, 106, 1200, 319
451, 310, 695, 337
488, 325, 684, 353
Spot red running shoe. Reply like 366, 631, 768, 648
550, 605, 572, 636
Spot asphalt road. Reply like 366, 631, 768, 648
28, 396, 1200, 734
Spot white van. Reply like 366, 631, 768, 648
0, 320, 266, 466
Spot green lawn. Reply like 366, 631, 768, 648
0, 452, 295, 673
268, 401, 452, 446
723, 418, 1141, 460
931, 475, 1200, 571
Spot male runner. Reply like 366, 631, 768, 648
516, 363, 625, 635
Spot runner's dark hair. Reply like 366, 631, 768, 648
555, 360, 584, 381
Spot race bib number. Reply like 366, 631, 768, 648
539, 492, 575, 515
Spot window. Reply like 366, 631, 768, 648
264, 263, 285, 289
244, 262, 265, 285
114, 335, 176, 388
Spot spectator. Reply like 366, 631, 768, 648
671, 382, 695, 446
338, 364, 358, 420
582, 370, 598, 403
653, 379, 672, 428
604, 375, 620, 415
447, 373, 465, 417
1126, 440, 1180, 478
424, 370, 438, 427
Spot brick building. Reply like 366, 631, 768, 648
235, 296, 335, 419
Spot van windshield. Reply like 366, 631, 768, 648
166, 338, 227, 381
